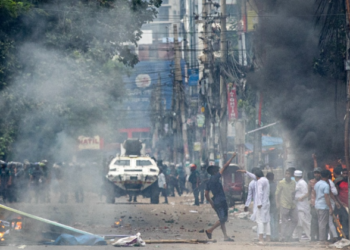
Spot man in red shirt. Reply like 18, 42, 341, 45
335, 168, 349, 238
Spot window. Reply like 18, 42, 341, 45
162, 0, 169, 4
158, 7, 169, 20
114, 160, 130, 166
136, 160, 152, 166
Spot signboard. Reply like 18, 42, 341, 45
188, 68, 199, 86
121, 60, 186, 129
78, 136, 103, 150
194, 142, 201, 151
227, 84, 238, 121
197, 114, 205, 127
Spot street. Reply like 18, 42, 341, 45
1, 193, 326, 249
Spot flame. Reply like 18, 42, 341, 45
114, 219, 122, 227
334, 215, 343, 237
325, 165, 335, 181
14, 221, 22, 230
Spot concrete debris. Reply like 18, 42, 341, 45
233, 212, 250, 219
330, 238, 350, 248
112, 232, 145, 247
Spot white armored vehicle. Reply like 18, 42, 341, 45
105, 139, 160, 204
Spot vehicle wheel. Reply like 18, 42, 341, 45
150, 181, 159, 204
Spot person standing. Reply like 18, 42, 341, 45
243, 167, 259, 212
158, 168, 168, 204
204, 152, 236, 241
308, 168, 321, 241
335, 168, 349, 238
30, 164, 43, 204
199, 164, 209, 204
294, 170, 311, 241
266, 172, 278, 241
276, 169, 298, 242
238, 168, 270, 244
176, 164, 187, 194
314, 170, 333, 242
189, 164, 200, 206
254, 169, 271, 243
0, 161, 11, 203
325, 170, 340, 242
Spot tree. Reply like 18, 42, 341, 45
0, 0, 162, 160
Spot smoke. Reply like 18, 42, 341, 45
4, 43, 125, 162
248, 0, 345, 167
0, 0, 163, 212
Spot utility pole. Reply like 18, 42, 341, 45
219, 0, 228, 163
203, 0, 215, 165
174, 24, 190, 161
152, 73, 161, 159
345, 0, 350, 236
253, 91, 262, 168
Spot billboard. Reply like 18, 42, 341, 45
78, 136, 103, 150
121, 60, 185, 129
227, 84, 238, 121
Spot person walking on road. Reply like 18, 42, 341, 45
294, 170, 311, 241
314, 170, 333, 242
266, 172, 278, 242
276, 168, 298, 242
189, 164, 200, 206
238, 168, 271, 244
158, 169, 168, 204
204, 152, 236, 241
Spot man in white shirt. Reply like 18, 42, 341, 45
244, 167, 259, 212
239, 168, 270, 244
158, 168, 168, 204
294, 170, 311, 240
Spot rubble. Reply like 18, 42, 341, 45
330, 239, 350, 249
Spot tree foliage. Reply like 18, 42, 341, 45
0, 0, 162, 160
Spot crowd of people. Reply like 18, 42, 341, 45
237, 156, 349, 244
0, 160, 84, 204
155, 163, 210, 205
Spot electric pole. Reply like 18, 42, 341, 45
174, 24, 190, 161
253, 91, 262, 168
219, 0, 228, 163
203, 0, 215, 165
152, 73, 161, 159
345, 0, 350, 235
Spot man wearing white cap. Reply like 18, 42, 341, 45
294, 170, 311, 240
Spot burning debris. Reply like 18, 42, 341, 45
0, 204, 105, 245
112, 219, 123, 228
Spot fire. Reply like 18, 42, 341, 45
325, 165, 335, 181
113, 219, 123, 228
10, 217, 22, 230
14, 221, 22, 230
333, 214, 344, 238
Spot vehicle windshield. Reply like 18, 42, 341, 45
114, 160, 130, 166
136, 160, 152, 166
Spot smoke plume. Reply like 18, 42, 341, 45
248, 0, 345, 167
